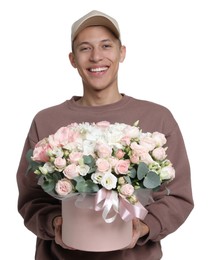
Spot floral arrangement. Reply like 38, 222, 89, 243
27, 121, 175, 209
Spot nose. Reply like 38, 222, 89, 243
89, 47, 103, 62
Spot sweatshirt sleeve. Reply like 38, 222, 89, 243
138, 121, 194, 244
16, 121, 62, 240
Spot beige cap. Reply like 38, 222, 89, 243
71, 10, 121, 44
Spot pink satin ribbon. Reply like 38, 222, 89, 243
95, 188, 148, 223
119, 196, 148, 222
95, 188, 119, 223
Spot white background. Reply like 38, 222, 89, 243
0, 0, 208, 259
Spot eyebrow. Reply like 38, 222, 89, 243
76, 39, 113, 48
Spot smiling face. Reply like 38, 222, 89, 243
69, 26, 126, 96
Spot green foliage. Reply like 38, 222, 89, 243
40, 171, 63, 193
41, 178, 56, 193
124, 175, 132, 184
143, 171, 161, 189
137, 162, 161, 189
83, 155, 95, 167
129, 167, 137, 178
137, 162, 149, 180
25, 149, 41, 175
75, 179, 100, 193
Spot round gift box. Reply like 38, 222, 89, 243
62, 195, 132, 252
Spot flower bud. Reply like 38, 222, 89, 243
128, 194, 138, 204
118, 177, 126, 185
34, 169, 41, 175
39, 166, 48, 175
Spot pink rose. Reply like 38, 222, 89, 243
114, 159, 130, 175
96, 143, 112, 158
130, 142, 148, 157
130, 153, 139, 164
108, 157, 118, 168
96, 158, 110, 172
115, 149, 125, 159
55, 179, 73, 196
131, 142, 154, 164
140, 153, 154, 164
48, 126, 81, 147
140, 135, 156, 151
69, 151, 83, 164
120, 183, 134, 197
32, 139, 50, 162
152, 147, 167, 160
54, 157, 66, 170
63, 164, 79, 179
48, 127, 71, 147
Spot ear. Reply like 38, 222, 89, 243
69, 52, 77, 68
119, 45, 126, 63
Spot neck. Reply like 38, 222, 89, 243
77, 92, 123, 106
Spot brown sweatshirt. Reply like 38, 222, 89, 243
16, 95, 194, 260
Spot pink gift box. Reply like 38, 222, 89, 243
62, 195, 132, 252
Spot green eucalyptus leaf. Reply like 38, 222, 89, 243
25, 164, 32, 175
76, 180, 99, 193
41, 179, 56, 192
137, 162, 149, 180
143, 171, 161, 189
129, 167, 137, 178
74, 176, 85, 183
25, 149, 44, 175
83, 155, 95, 167
87, 166, 97, 174
26, 149, 33, 163
124, 175, 131, 184
52, 171, 63, 182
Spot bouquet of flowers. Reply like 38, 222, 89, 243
26, 120, 175, 223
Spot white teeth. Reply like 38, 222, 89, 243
90, 67, 108, 72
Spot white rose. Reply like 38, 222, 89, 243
76, 164, 90, 176
152, 132, 167, 147
140, 133, 156, 151
160, 165, 175, 180
124, 125, 140, 139
152, 147, 167, 161
52, 147, 64, 157
43, 162, 54, 173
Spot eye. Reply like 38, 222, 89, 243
79, 46, 91, 52
103, 44, 112, 49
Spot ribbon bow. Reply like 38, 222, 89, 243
95, 188, 148, 223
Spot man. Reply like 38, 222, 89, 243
17, 10, 194, 260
